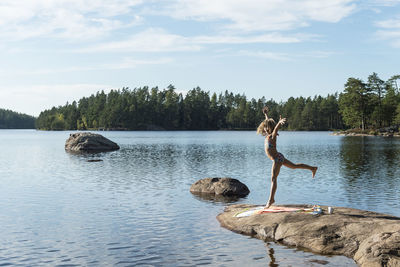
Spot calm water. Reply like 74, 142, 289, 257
1, 130, 399, 266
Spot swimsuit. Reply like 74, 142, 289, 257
265, 135, 285, 163
267, 135, 274, 149
274, 152, 285, 163
265, 134, 274, 149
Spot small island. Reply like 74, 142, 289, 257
65, 132, 120, 152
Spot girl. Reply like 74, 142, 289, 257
257, 107, 317, 208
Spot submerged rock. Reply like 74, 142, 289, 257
190, 177, 250, 197
65, 132, 120, 152
217, 204, 400, 267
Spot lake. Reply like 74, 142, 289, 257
1, 130, 399, 266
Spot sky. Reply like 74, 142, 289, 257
0, 0, 400, 116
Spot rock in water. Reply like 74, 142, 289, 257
65, 132, 120, 152
190, 177, 250, 197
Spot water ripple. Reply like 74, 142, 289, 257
2, 131, 396, 266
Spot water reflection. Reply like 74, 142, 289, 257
263, 241, 354, 266
2, 131, 398, 266
339, 136, 400, 212
340, 136, 400, 179
86, 159, 103, 162
266, 243, 278, 267
190, 192, 244, 204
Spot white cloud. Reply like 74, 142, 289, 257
0, 0, 358, 48
233, 49, 336, 61
77, 28, 314, 53
237, 50, 291, 61
4, 57, 173, 75
102, 57, 173, 69
161, 0, 357, 32
375, 18, 400, 28
0, 0, 357, 42
77, 28, 202, 52
376, 30, 400, 47
368, 0, 400, 6
301, 51, 338, 58
192, 33, 312, 44
376, 30, 400, 38
0, 0, 143, 41
375, 15, 400, 47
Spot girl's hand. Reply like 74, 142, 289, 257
262, 106, 269, 115
279, 115, 286, 125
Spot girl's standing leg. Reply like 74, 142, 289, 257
265, 161, 282, 208
283, 158, 317, 178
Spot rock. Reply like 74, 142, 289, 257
217, 204, 400, 267
190, 177, 250, 197
65, 132, 120, 152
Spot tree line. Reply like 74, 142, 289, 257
0, 108, 36, 129
338, 73, 400, 130
35, 85, 342, 131
35, 72, 400, 131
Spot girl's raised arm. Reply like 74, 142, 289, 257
262, 107, 269, 120
272, 115, 286, 138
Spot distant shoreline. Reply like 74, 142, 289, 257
34, 128, 335, 132
332, 128, 400, 137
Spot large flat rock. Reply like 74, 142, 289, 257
217, 204, 400, 267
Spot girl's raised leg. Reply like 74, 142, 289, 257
283, 158, 318, 178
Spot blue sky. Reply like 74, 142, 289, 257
0, 0, 399, 116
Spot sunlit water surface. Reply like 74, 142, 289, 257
1, 130, 399, 266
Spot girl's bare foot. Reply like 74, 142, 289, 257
312, 167, 318, 178
265, 200, 275, 209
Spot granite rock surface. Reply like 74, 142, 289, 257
190, 177, 250, 197
65, 132, 120, 152
217, 204, 400, 267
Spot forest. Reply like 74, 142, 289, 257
35, 86, 342, 131
35, 72, 400, 131
339, 73, 400, 130
0, 108, 36, 129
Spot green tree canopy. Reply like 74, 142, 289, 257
339, 78, 372, 130
36, 85, 345, 131
35, 73, 400, 131
0, 108, 36, 129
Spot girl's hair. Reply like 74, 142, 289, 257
257, 118, 276, 136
